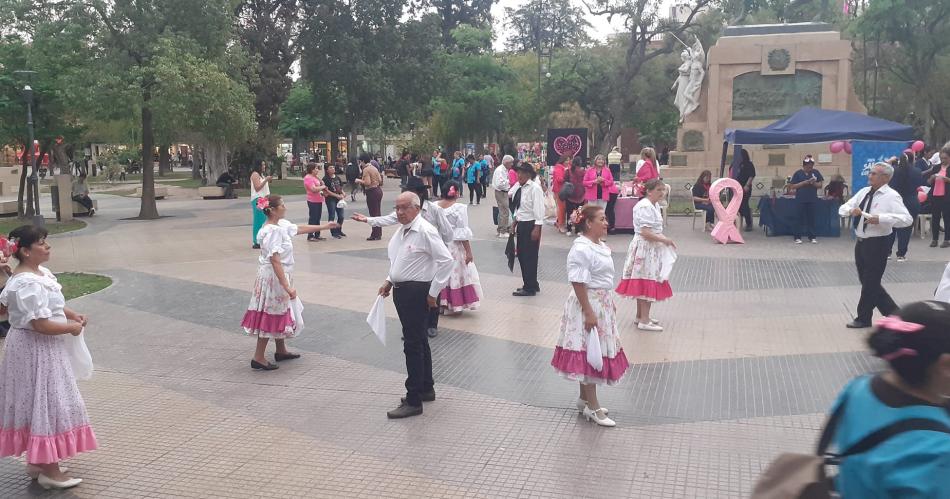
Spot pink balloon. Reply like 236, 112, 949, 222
829, 141, 844, 153
918, 191, 928, 204
843, 141, 852, 154
912, 140, 925, 152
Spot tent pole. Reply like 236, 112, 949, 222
719, 141, 728, 178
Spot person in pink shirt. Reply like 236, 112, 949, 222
927, 144, 950, 247
582, 154, 615, 209
552, 155, 570, 232
507, 161, 518, 189
636, 147, 659, 183
303, 163, 327, 241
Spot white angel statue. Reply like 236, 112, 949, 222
671, 38, 706, 123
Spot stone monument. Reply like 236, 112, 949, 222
670, 23, 865, 181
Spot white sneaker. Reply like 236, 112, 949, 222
810, 238, 817, 244
794, 239, 802, 244
637, 322, 663, 332
497, 233, 508, 238
897, 256, 906, 262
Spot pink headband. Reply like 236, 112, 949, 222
876, 315, 925, 333
881, 348, 918, 362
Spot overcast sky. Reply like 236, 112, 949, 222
491, 0, 678, 50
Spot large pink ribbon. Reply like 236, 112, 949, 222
709, 178, 745, 244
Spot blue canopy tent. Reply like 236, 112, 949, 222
719, 107, 914, 177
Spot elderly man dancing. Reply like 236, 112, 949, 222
838, 162, 913, 328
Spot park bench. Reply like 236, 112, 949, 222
135, 186, 167, 199
72, 199, 98, 216
198, 186, 226, 199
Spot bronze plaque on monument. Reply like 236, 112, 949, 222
732, 70, 822, 120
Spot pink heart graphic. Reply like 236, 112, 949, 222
553, 135, 582, 158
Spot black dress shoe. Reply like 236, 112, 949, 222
387, 401, 423, 419
367, 236, 381, 241
401, 391, 436, 403
252, 244, 261, 249
942, 241, 950, 248
845, 320, 871, 329
931, 240, 939, 248
427, 328, 438, 338
512, 289, 537, 296
332, 234, 342, 239
339, 232, 347, 237
274, 352, 301, 362
251, 359, 279, 370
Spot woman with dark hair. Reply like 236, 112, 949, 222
691, 170, 715, 231
616, 179, 676, 331
925, 143, 950, 248
249, 161, 273, 249
735, 148, 755, 231
323, 164, 347, 239
888, 151, 922, 261
0, 225, 96, 489
303, 163, 326, 241
436, 180, 482, 314
565, 157, 587, 236
464, 154, 482, 205
826, 301, 950, 496
551, 205, 628, 427
241, 195, 338, 370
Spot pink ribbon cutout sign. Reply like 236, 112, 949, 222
708, 178, 745, 244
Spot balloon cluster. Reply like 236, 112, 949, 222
830, 139, 926, 156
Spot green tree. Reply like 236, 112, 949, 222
505, 0, 591, 53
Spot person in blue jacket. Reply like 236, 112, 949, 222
830, 300, 950, 498
451, 151, 465, 198
464, 154, 482, 205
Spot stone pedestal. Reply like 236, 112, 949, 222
671, 23, 866, 183
54, 174, 73, 222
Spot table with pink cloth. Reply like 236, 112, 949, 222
613, 196, 640, 231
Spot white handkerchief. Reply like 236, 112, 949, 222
367, 295, 386, 345
290, 297, 305, 334
66, 328, 94, 381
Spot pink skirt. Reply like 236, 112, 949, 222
439, 241, 482, 312
241, 266, 298, 338
615, 278, 673, 302
551, 289, 629, 385
0, 328, 97, 464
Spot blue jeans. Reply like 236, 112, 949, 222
794, 201, 815, 240
325, 197, 344, 236
694, 202, 715, 224
888, 204, 920, 257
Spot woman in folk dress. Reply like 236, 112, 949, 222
435, 181, 483, 313
551, 205, 629, 427
615, 179, 677, 332
241, 194, 337, 370
0, 225, 96, 490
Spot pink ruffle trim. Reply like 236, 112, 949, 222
440, 285, 480, 308
550, 347, 629, 382
0, 424, 97, 464
615, 278, 672, 301
241, 309, 294, 335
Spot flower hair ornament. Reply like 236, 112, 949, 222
447, 185, 458, 198
256, 197, 270, 211
0, 237, 17, 258
569, 206, 585, 227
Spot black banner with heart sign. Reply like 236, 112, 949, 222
546, 128, 588, 166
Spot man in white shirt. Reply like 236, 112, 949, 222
838, 162, 914, 328
376, 192, 453, 418
508, 162, 545, 296
352, 177, 452, 339
491, 155, 514, 238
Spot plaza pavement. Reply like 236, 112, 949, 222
0, 181, 945, 498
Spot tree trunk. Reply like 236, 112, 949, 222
158, 143, 170, 177
138, 90, 160, 220
191, 145, 202, 180
202, 140, 229, 184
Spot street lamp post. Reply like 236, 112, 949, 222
21, 84, 43, 227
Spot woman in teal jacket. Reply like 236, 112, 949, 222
830, 300, 950, 498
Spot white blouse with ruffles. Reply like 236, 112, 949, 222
566, 236, 615, 290
257, 219, 298, 272
0, 266, 67, 329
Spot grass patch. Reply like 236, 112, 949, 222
98, 188, 137, 197
56, 272, 112, 300
234, 179, 305, 197
0, 219, 85, 235
157, 178, 203, 189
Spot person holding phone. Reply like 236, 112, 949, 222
249, 161, 273, 249
925, 143, 950, 248
789, 155, 824, 244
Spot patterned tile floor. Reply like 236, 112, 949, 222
0, 182, 944, 497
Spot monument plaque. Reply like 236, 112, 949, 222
732, 70, 822, 120
682, 130, 704, 151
